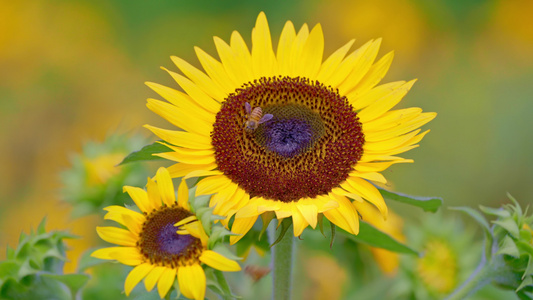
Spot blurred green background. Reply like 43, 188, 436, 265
1, 0, 532, 295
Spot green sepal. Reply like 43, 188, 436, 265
118, 141, 172, 165
516, 275, 533, 293
270, 218, 292, 248
342, 221, 418, 255
259, 212, 275, 240
317, 214, 326, 238
497, 235, 520, 258
376, 186, 442, 212
208, 226, 236, 250
330, 223, 336, 248
524, 255, 533, 279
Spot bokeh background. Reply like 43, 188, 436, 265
1, 0, 532, 298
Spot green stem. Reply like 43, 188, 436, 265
270, 221, 295, 300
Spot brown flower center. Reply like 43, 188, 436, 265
138, 204, 203, 267
211, 76, 364, 202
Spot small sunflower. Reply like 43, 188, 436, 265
92, 167, 241, 299
145, 12, 436, 243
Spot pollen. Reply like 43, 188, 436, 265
211, 76, 365, 202
138, 204, 203, 267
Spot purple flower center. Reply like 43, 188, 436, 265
264, 118, 313, 157
157, 223, 196, 255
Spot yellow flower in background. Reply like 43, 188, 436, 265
354, 201, 405, 276
417, 239, 457, 294
145, 12, 435, 243
92, 167, 241, 300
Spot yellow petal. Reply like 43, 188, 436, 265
358, 80, 416, 123
143, 125, 213, 150
103, 205, 145, 230
123, 186, 150, 213
347, 51, 394, 98
156, 149, 216, 165
230, 215, 258, 244
316, 39, 355, 83
348, 170, 387, 184
163, 68, 221, 114
323, 194, 359, 235
355, 160, 413, 173
91, 247, 143, 266
338, 38, 382, 95
362, 106, 421, 132
156, 167, 176, 207
145, 82, 214, 125
296, 202, 318, 229
146, 99, 213, 136
157, 267, 177, 299
144, 266, 165, 292
145, 176, 161, 212
298, 23, 324, 78
230, 31, 254, 83
195, 46, 237, 94
178, 265, 206, 300
323, 39, 373, 89
196, 175, 232, 196
125, 263, 154, 296
276, 21, 296, 76
289, 23, 309, 76
214, 36, 245, 87
183, 169, 223, 179
96, 226, 137, 247
167, 162, 217, 177
171, 55, 227, 102
365, 112, 436, 141
200, 250, 241, 271
251, 12, 277, 77
91, 247, 122, 260
177, 179, 190, 211
292, 205, 309, 237
343, 177, 388, 218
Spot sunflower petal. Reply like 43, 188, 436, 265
171, 55, 227, 102
178, 265, 206, 300
230, 215, 258, 244
92, 247, 142, 266
200, 250, 241, 271
123, 186, 150, 213
157, 267, 177, 299
358, 80, 417, 123
103, 205, 145, 229
96, 226, 137, 247
195, 46, 237, 93
167, 162, 217, 177
196, 175, 233, 196
298, 24, 324, 78
292, 205, 310, 236
252, 12, 277, 77
177, 179, 190, 210
125, 263, 154, 296
316, 39, 355, 83
155, 167, 176, 207
144, 266, 165, 292
144, 125, 213, 150
146, 99, 213, 136
277, 21, 296, 76
296, 202, 318, 229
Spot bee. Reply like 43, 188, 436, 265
244, 102, 273, 132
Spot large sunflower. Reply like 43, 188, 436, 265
92, 167, 240, 299
145, 12, 435, 243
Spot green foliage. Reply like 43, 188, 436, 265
0, 218, 89, 300
345, 221, 418, 255
376, 186, 443, 212
61, 133, 150, 217
118, 141, 173, 165
449, 194, 533, 299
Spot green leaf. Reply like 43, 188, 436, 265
497, 235, 520, 258
375, 186, 442, 212
494, 218, 520, 239
344, 221, 418, 255
479, 205, 511, 218
41, 273, 90, 299
516, 275, 533, 292
0, 261, 19, 279
118, 141, 172, 165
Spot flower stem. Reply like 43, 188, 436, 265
270, 222, 295, 300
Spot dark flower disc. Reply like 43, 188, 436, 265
138, 205, 203, 267
211, 76, 365, 203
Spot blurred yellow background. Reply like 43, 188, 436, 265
1, 0, 532, 277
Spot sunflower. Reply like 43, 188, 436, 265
145, 12, 436, 243
91, 167, 241, 299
